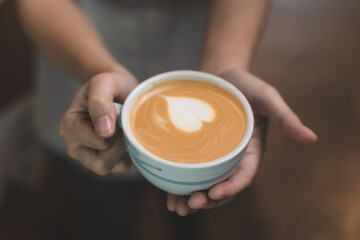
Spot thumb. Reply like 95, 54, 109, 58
87, 73, 130, 138
257, 86, 318, 143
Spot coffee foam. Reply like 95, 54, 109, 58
130, 80, 247, 164
163, 96, 215, 132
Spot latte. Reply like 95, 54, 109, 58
130, 80, 247, 164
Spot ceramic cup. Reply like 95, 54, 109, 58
114, 70, 254, 195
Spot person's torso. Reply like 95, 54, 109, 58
35, 0, 209, 158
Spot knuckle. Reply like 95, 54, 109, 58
244, 177, 253, 188
87, 95, 106, 107
111, 156, 132, 174
228, 184, 237, 196
59, 115, 69, 138
93, 168, 110, 176
91, 157, 111, 175
242, 171, 253, 188
89, 74, 105, 85
87, 96, 113, 117
59, 112, 77, 140
66, 147, 76, 160
90, 73, 115, 87
94, 138, 112, 151
263, 84, 278, 97
111, 162, 130, 174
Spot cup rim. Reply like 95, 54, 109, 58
121, 70, 254, 169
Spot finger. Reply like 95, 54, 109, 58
208, 139, 261, 200
61, 111, 114, 151
188, 192, 208, 209
256, 85, 317, 143
97, 129, 132, 173
167, 194, 181, 212
208, 167, 252, 200
68, 131, 131, 175
68, 146, 113, 175
87, 73, 137, 138
175, 198, 193, 216
202, 197, 234, 209
110, 153, 133, 174
188, 193, 233, 210
219, 70, 317, 143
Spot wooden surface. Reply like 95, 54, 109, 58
0, 0, 360, 239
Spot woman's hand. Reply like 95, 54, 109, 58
166, 69, 317, 216
59, 71, 138, 175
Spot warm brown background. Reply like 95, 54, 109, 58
1, 0, 359, 239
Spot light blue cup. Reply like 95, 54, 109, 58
115, 70, 254, 195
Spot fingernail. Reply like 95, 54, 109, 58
96, 115, 112, 137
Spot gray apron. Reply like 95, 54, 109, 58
35, 0, 208, 157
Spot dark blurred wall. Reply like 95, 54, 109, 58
0, 0, 33, 109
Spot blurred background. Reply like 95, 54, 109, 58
0, 0, 359, 239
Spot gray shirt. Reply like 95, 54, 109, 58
35, 0, 208, 155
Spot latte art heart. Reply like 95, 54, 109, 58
130, 80, 247, 164
163, 96, 215, 132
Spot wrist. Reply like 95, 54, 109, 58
107, 63, 135, 79
83, 61, 135, 83
199, 59, 250, 77
199, 49, 252, 76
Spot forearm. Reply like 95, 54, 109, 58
200, 0, 269, 74
17, 0, 130, 82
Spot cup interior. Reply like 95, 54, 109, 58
121, 70, 254, 168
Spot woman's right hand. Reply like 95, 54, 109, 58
59, 71, 138, 175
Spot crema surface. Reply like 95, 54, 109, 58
130, 80, 247, 163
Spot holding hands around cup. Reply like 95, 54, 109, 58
18, 0, 318, 218
60, 68, 317, 218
